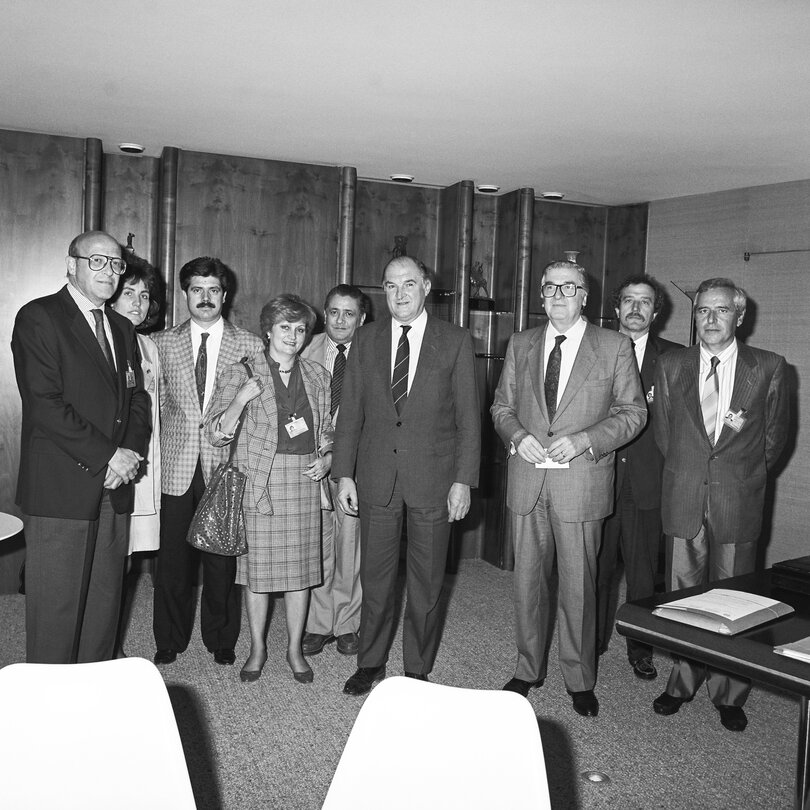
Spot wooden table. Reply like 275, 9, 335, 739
616, 569, 810, 810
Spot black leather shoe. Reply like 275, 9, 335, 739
631, 657, 658, 680
336, 632, 360, 655
502, 677, 543, 697
343, 665, 386, 696
213, 648, 236, 666
154, 649, 177, 665
404, 672, 428, 681
717, 705, 748, 731
570, 690, 599, 717
302, 632, 335, 655
653, 691, 692, 715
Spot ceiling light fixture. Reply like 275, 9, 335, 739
390, 174, 414, 183
477, 184, 500, 193
118, 143, 145, 154
540, 191, 564, 200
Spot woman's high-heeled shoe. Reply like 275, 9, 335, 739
286, 652, 313, 684
240, 653, 267, 683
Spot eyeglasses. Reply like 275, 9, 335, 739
541, 282, 585, 298
73, 254, 127, 275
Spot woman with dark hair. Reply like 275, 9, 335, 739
107, 253, 164, 654
206, 294, 333, 683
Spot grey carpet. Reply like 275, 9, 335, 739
0, 559, 797, 809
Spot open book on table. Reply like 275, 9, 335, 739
651, 588, 793, 635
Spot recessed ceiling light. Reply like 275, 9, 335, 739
118, 143, 145, 154
477, 184, 500, 193
540, 191, 564, 200
390, 174, 414, 183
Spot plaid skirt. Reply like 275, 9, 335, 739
237, 452, 322, 593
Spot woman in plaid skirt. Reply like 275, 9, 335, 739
207, 294, 333, 683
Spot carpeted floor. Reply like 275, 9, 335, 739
0, 559, 798, 809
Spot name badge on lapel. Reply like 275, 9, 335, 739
125, 362, 136, 389
285, 414, 308, 438
723, 408, 747, 433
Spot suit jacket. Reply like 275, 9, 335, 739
12, 285, 151, 520
332, 315, 480, 509
206, 352, 333, 514
616, 334, 683, 510
491, 322, 647, 520
653, 341, 789, 545
153, 318, 263, 495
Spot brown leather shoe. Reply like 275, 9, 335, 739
336, 633, 360, 655
302, 632, 334, 655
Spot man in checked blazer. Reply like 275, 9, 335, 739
333, 256, 480, 696
151, 256, 263, 666
652, 278, 789, 732
301, 284, 367, 658
491, 260, 646, 717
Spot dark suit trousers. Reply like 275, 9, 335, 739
597, 473, 661, 661
25, 494, 127, 663
153, 459, 240, 652
358, 480, 450, 674
664, 526, 757, 707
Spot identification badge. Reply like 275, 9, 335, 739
285, 415, 309, 438
723, 408, 747, 433
535, 459, 570, 469
125, 362, 136, 389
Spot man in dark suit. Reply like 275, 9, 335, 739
12, 230, 150, 663
491, 261, 646, 716
652, 277, 789, 732
596, 274, 683, 680
333, 256, 480, 695
152, 257, 263, 667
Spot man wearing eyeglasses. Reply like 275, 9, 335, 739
491, 260, 646, 716
11, 230, 151, 663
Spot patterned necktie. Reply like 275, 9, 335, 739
391, 325, 411, 415
331, 343, 346, 416
196, 332, 209, 411
91, 309, 114, 373
544, 334, 566, 421
702, 355, 720, 444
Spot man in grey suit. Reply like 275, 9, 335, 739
491, 260, 646, 716
152, 256, 263, 667
652, 277, 789, 732
301, 284, 367, 658
333, 256, 480, 696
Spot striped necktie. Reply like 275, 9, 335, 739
702, 355, 720, 443
91, 309, 114, 373
391, 325, 411, 415
331, 343, 346, 416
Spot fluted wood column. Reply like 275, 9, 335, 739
337, 166, 356, 284
514, 187, 535, 333
452, 180, 475, 327
158, 147, 179, 325
83, 138, 103, 231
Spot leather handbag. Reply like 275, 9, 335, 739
186, 361, 253, 556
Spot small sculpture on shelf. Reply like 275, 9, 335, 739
470, 261, 490, 299
392, 235, 408, 258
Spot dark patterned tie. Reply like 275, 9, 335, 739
391, 325, 411, 415
91, 309, 114, 373
331, 343, 346, 416
196, 332, 209, 411
702, 355, 720, 444
544, 334, 566, 421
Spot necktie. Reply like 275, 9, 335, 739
702, 355, 720, 443
196, 332, 209, 411
91, 309, 114, 373
391, 325, 411, 415
544, 334, 566, 421
331, 343, 346, 416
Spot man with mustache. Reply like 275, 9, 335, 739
596, 274, 682, 681
151, 257, 263, 666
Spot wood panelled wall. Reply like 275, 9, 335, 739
0, 126, 648, 589
646, 179, 810, 565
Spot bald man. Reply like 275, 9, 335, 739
12, 230, 151, 663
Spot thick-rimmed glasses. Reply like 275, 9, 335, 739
73, 254, 127, 275
541, 282, 585, 298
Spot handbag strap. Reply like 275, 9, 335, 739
227, 358, 254, 463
